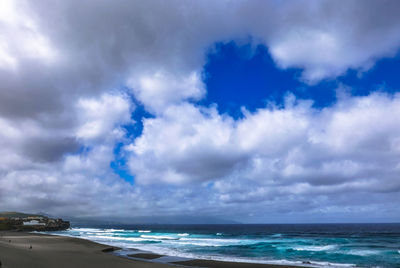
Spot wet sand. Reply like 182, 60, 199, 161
172, 259, 307, 268
0, 231, 307, 268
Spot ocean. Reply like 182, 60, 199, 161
46, 224, 400, 268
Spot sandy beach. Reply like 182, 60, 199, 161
0, 231, 167, 268
0, 231, 307, 268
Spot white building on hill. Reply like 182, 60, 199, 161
23, 220, 45, 226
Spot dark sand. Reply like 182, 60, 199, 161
0, 231, 168, 268
0, 231, 308, 268
172, 259, 304, 268
129, 253, 165, 259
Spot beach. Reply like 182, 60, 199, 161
0, 231, 305, 268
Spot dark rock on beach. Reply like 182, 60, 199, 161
102, 247, 117, 252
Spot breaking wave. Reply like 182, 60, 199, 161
46, 224, 400, 268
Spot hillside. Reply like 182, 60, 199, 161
0, 211, 70, 231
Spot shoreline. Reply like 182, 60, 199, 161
0, 230, 309, 268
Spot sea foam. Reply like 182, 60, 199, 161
293, 245, 337, 252
140, 235, 178, 240
45, 224, 400, 268
178, 233, 189, 236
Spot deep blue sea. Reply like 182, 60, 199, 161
47, 224, 400, 268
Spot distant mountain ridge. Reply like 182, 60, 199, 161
67, 215, 239, 226
0, 212, 239, 226
0, 211, 45, 218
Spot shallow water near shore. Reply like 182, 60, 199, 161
46, 224, 400, 268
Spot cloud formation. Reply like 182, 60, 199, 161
0, 0, 400, 222
127, 93, 400, 219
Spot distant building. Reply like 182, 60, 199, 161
27, 216, 44, 220
23, 220, 45, 226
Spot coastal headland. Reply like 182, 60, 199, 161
0, 231, 308, 268
0, 212, 70, 232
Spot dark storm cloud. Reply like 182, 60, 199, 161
22, 137, 79, 162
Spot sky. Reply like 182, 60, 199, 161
1, 0, 400, 223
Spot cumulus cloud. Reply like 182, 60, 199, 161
252, 0, 400, 83
76, 93, 133, 142
0, 0, 400, 221
128, 71, 205, 114
128, 103, 241, 184
128, 93, 400, 188
127, 93, 400, 221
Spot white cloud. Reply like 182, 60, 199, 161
0, 0, 400, 221
0, 0, 58, 70
128, 103, 240, 184
126, 92, 400, 221
248, 0, 400, 83
76, 93, 133, 142
128, 71, 205, 114
269, 30, 344, 82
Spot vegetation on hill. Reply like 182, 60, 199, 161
0, 211, 70, 231
0, 220, 13, 230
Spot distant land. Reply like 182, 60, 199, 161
0, 211, 238, 229
0, 211, 70, 231
67, 215, 239, 227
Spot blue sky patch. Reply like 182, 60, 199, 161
202, 41, 400, 118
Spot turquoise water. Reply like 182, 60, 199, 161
47, 224, 400, 267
